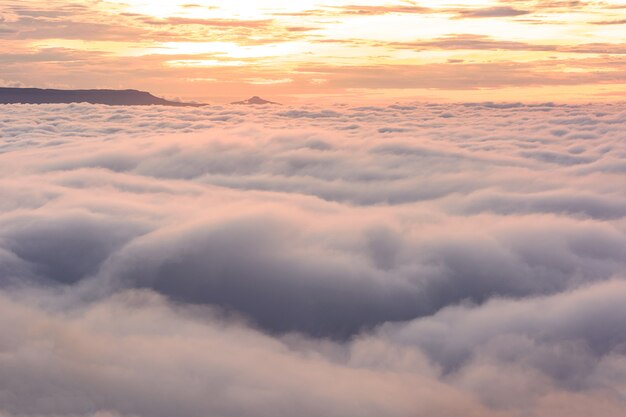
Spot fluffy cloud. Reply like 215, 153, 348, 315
0, 102, 625, 416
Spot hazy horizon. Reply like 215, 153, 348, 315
0, 0, 625, 103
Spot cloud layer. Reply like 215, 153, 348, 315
0, 102, 625, 416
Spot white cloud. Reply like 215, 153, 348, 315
0, 101, 625, 416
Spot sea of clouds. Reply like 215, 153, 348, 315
0, 101, 625, 417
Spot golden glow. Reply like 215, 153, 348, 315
2, 0, 624, 103
153, 41, 307, 60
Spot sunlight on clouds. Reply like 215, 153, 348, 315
151, 41, 307, 60
29, 39, 150, 57
419, 0, 494, 7
1, 0, 624, 101
244, 78, 294, 85
320, 15, 453, 41
103, 0, 323, 19
165, 59, 246, 67
101, 0, 189, 18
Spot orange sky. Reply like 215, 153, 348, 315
0, 0, 625, 103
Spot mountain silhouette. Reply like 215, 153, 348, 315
0, 88, 205, 107
231, 96, 281, 105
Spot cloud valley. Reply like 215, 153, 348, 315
0, 102, 625, 416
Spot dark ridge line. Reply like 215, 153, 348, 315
0, 87, 207, 107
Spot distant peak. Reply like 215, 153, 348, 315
231, 96, 281, 105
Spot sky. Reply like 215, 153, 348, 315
0, 0, 625, 103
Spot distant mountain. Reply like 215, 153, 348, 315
0, 87, 206, 107
231, 96, 281, 105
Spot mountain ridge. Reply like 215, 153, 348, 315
0, 87, 205, 107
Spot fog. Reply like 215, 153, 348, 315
0, 102, 625, 416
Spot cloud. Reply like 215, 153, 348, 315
453, 6, 531, 18
329, 5, 433, 16
0, 3, 150, 41
296, 59, 626, 90
2, 280, 626, 417
0, 102, 625, 415
0, 289, 509, 417
0, 47, 105, 64
0, 79, 25, 87
391, 34, 626, 55
591, 19, 626, 25
374, 279, 626, 415
145, 17, 273, 28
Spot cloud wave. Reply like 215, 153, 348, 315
0, 102, 625, 416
